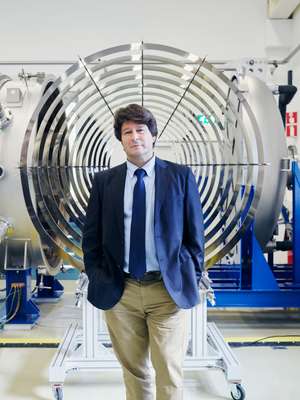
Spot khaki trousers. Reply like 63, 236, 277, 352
104, 278, 188, 400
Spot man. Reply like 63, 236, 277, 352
82, 103, 204, 400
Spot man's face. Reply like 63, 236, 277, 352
120, 120, 156, 163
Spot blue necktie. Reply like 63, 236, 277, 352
129, 168, 147, 278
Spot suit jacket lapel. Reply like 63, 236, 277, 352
110, 163, 127, 247
155, 158, 169, 221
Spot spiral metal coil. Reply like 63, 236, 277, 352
20, 43, 271, 269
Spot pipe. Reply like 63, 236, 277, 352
276, 43, 300, 64
278, 85, 298, 126
0, 44, 298, 67
265, 240, 293, 252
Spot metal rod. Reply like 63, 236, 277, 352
21, 162, 270, 168
78, 56, 115, 118
0, 59, 234, 72
158, 56, 207, 139
275, 43, 300, 65
0, 60, 215, 66
0, 43, 299, 67
186, 163, 270, 166
0, 61, 76, 65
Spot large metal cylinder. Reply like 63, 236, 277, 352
0, 43, 288, 272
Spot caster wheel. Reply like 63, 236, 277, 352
231, 383, 246, 400
52, 385, 63, 400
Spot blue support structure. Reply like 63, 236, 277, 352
5, 268, 40, 326
251, 236, 279, 290
214, 289, 300, 308
210, 161, 300, 307
292, 161, 300, 285
32, 273, 64, 303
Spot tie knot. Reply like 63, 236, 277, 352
135, 168, 146, 179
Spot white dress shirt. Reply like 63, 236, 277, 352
123, 155, 160, 273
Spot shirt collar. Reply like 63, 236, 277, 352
126, 155, 156, 178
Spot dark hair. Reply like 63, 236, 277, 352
114, 103, 158, 141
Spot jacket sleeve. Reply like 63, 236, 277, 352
183, 168, 205, 282
82, 173, 102, 279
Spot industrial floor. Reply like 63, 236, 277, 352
1, 280, 300, 400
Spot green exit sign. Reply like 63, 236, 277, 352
196, 114, 215, 125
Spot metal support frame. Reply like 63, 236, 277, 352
49, 277, 244, 400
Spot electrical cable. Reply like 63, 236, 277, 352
5, 288, 21, 323
0, 286, 13, 308
6, 287, 17, 317
248, 334, 300, 345
229, 334, 300, 348
0, 287, 21, 327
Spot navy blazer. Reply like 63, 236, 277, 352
82, 157, 205, 310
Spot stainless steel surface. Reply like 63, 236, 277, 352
17, 43, 287, 270
0, 75, 62, 273
0, 43, 287, 272
239, 76, 288, 247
